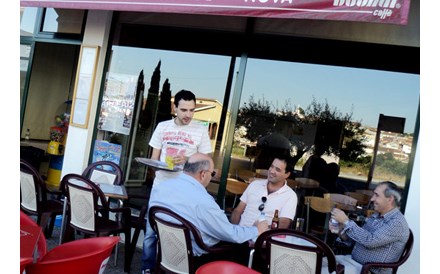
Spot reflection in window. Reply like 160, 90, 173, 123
232, 58, 419, 189
42, 8, 85, 34
20, 44, 32, 104
20, 7, 38, 36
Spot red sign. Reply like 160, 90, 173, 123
20, 0, 411, 25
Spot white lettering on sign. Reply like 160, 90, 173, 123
373, 8, 393, 19
333, 0, 399, 9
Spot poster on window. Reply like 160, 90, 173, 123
97, 72, 137, 135
92, 140, 122, 165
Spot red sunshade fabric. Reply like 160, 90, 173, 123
20, 0, 411, 25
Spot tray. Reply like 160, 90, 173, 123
135, 157, 181, 172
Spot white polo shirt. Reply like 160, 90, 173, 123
238, 179, 298, 227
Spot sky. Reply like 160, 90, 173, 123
111, 46, 419, 133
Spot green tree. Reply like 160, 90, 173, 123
235, 96, 366, 166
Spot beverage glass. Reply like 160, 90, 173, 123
295, 218, 305, 232
329, 218, 340, 233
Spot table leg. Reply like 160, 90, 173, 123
248, 249, 255, 268
59, 198, 67, 245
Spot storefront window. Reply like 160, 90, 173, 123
42, 8, 85, 34
20, 44, 31, 105
20, 7, 38, 36
231, 57, 419, 192
96, 46, 236, 186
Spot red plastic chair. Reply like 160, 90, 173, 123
26, 236, 120, 274
20, 211, 47, 262
20, 257, 33, 274
196, 261, 261, 274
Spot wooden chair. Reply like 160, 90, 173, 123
255, 169, 268, 178
60, 173, 132, 273
26, 236, 120, 274
20, 159, 64, 238
324, 193, 358, 211
82, 160, 124, 186
224, 178, 249, 212
252, 229, 344, 274
355, 189, 374, 197
345, 191, 371, 206
360, 229, 414, 274
236, 169, 256, 183
286, 178, 300, 190
295, 177, 320, 189
304, 196, 335, 243
148, 206, 235, 274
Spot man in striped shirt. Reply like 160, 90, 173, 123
324, 181, 410, 274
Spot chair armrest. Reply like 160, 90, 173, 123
109, 206, 132, 224
206, 242, 237, 254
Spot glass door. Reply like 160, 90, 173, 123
96, 46, 236, 186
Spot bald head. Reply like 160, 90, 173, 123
183, 153, 215, 187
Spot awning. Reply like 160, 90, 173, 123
20, 0, 411, 25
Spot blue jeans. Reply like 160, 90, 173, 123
141, 211, 157, 271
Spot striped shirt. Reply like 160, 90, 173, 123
340, 207, 410, 274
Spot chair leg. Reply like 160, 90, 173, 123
124, 229, 132, 273
39, 213, 51, 238
45, 213, 57, 238
127, 227, 142, 272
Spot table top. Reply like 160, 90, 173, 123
98, 183, 128, 199
20, 224, 42, 259
249, 234, 317, 248
135, 157, 181, 172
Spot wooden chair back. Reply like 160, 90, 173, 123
82, 160, 124, 185
225, 178, 249, 211
255, 169, 268, 178
345, 191, 371, 206
60, 173, 132, 273
295, 177, 320, 189
253, 229, 344, 274
237, 169, 256, 183
149, 206, 235, 274
324, 193, 357, 205
304, 196, 335, 243
20, 159, 63, 238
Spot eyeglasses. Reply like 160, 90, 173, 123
203, 170, 216, 177
258, 196, 267, 212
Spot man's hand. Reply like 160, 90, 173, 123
256, 221, 269, 235
173, 155, 187, 165
331, 208, 349, 224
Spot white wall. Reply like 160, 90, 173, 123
399, 137, 420, 273
62, 10, 113, 177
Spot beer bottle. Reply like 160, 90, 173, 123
271, 209, 280, 229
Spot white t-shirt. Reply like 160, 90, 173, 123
149, 119, 212, 186
239, 179, 297, 226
